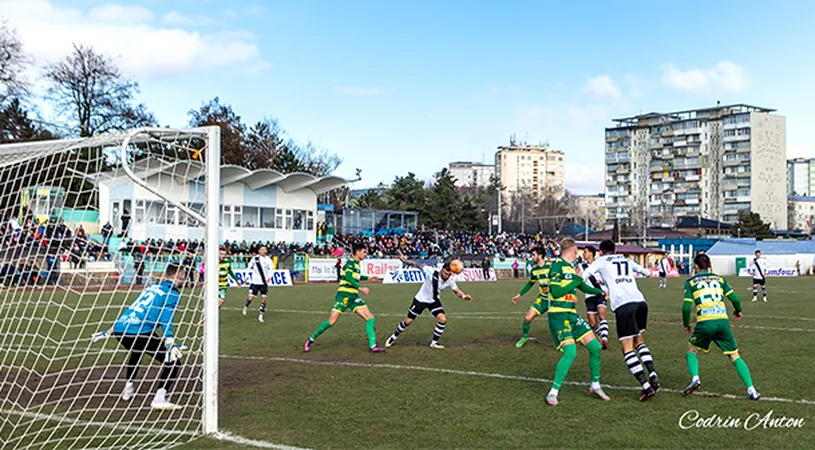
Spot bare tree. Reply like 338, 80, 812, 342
44, 43, 155, 137
0, 20, 30, 104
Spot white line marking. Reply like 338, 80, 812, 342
213, 431, 311, 450
222, 355, 815, 406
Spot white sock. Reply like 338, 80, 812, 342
642, 381, 652, 390
547, 388, 559, 397
747, 386, 757, 395
590, 381, 602, 391
692, 376, 700, 383
153, 388, 166, 403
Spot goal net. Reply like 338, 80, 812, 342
0, 127, 221, 449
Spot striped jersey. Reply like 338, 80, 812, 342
529, 262, 551, 299
683, 271, 741, 326
219, 258, 236, 288
547, 258, 580, 313
338, 259, 367, 296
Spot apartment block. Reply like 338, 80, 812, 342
495, 144, 565, 199
604, 104, 787, 229
787, 157, 815, 196
448, 161, 495, 188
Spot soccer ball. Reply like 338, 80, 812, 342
449, 260, 464, 274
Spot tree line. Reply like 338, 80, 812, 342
0, 21, 340, 177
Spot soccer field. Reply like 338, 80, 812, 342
182, 276, 815, 449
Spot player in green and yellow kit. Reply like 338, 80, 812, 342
543, 238, 610, 406
304, 243, 384, 353
218, 248, 240, 307
682, 253, 760, 400
511, 246, 550, 348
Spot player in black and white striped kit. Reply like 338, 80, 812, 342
750, 250, 768, 303
577, 246, 609, 349
243, 246, 275, 322
658, 256, 671, 289
385, 251, 472, 349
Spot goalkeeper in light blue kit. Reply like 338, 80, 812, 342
91, 263, 187, 410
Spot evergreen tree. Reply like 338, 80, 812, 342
733, 211, 773, 239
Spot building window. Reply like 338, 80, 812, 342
261, 207, 276, 228
135, 200, 146, 224
285, 209, 293, 229
293, 210, 304, 230
275, 209, 284, 229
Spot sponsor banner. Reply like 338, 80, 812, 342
455, 268, 497, 282
308, 258, 340, 282
649, 268, 681, 278
383, 267, 498, 284
738, 267, 797, 277
383, 268, 428, 284
229, 269, 293, 287
361, 259, 403, 277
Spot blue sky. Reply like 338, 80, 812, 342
2, 0, 814, 193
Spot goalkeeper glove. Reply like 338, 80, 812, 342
164, 337, 187, 364
90, 329, 111, 343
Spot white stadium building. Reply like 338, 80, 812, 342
95, 160, 349, 244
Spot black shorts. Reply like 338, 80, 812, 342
752, 278, 766, 286
407, 298, 445, 319
585, 295, 607, 314
614, 302, 648, 341
249, 284, 269, 296
659, 271, 666, 278
114, 332, 166, 363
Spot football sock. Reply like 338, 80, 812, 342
160, 363, 179, 390
552, 344, 577, 390
732, 357, 754, 389
432, 321, 446, 343
125, 352, 140, 380
597, 320, 609, 341
522, 321, 531, 338
686, 352, 700, 380
762, 287, 767, 297
365, 318, 377, 348
244, 299, 252, 307
310, 321, 332, 341
586, 339, 602, 382
624, 351, 651, 389
393, 320, 408, 337
752, 287, 757, 296
259, 301, 266, 314
636, 343, 656, 375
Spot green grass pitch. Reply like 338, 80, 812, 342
2, 277, 813, 449
184, 276, 815, 449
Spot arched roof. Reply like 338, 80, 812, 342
96, 161, 349, 195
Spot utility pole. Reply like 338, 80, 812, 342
497, 184, 503, 234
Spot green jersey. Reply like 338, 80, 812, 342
337, 259, 368, 297
682, 270, 742, 327
518, 261, 551, 299
547, 257, 604, 314
219, 258, 237, 288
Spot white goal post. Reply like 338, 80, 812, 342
0, 126, 221, 449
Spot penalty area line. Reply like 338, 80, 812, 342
221, 355, 815, 406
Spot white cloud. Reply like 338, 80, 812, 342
0, 0, 264, 77
565, 163, 605, 195
163, 11, 216, 27
661, 61, 747, 93
582, 75, 623, 100
88, 4, 154, 24
335, 86, 380, 96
